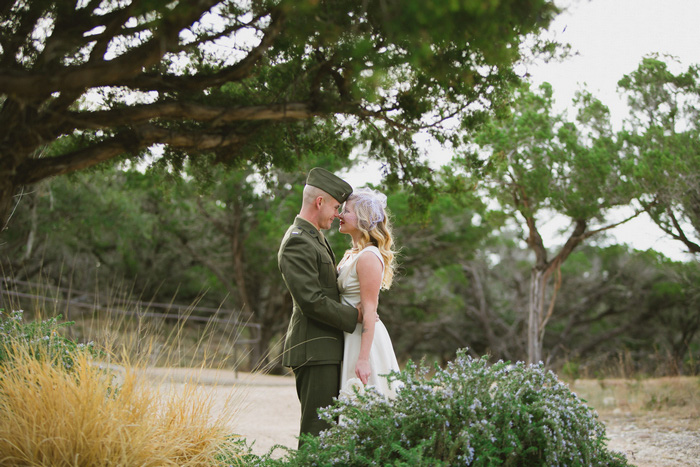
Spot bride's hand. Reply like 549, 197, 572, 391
355, 358, 371, 385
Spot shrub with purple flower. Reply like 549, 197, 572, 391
254, 349, 629, 466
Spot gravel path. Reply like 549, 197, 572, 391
603, 414, 700, 466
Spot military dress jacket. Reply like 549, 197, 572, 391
278, 216, 358, 368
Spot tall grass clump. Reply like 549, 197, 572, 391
253, 349, 629, 466
0, 310, 240, 466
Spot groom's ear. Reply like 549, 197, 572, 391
314, 196, 324, 209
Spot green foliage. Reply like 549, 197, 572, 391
464, 82, 633, 221
453, 79, 646, 363
0, 0, 563, 229
617, 55, 700, 255
5, 154, 699, 374
549, 245, 700, 375
246, 351, 628, 466
0, 310, 100, 372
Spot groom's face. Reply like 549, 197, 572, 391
318, 195, 341, 230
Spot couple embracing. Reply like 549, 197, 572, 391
277, 167, 401, 443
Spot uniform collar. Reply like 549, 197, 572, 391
294, 216, 321, 236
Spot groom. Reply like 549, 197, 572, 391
278, 167, 361, 443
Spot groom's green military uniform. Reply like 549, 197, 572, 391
278, 168, 357, 441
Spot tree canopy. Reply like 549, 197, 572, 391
0, 0, 558, 230
618, 56, 700, 255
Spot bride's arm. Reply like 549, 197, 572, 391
355, 252, 383, 384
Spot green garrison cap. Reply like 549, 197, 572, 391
306, 167, 353, 203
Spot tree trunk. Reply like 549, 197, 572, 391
527, 268, 547, 364
0, 182, 17, 233
23, 185, 42, 260
524, 217, 587, 365
0, 155, 22, 232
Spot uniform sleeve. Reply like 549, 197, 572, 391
279, 235, 358, 333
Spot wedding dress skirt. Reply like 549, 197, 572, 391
337, 246, 401, 399
341, 320, 401, 398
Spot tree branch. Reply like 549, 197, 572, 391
16, 124, 246, 185
0, 0, 226, 96
579, 207, 647, 241
511, 180, 549, 268
525, 213, 549, 267
667, 208, 700, 254
170, 12, 270, 54
551, 218, 587, 265
61, 102, 319, 131
125, 8, 283, 92
35, 3, 137, 71
0, 5, 44, 68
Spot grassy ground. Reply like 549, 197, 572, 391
571, 376, 700, 417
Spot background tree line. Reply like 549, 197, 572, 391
3, 54, 699, 375
2, 157, 698, 376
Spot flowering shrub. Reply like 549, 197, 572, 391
254, 349, 629, 466
0, 309, 100, 371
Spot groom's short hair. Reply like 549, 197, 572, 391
302, 184, 326, 205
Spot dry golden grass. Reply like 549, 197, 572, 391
69, 306, 254, 371
571, 376, 700, 422
0, 345, 240, 466
0, 274, 256, 371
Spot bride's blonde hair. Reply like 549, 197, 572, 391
347, 188, 396, 290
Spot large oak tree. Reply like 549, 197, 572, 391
0, 0, 558, 231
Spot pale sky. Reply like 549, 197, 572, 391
346, 0, 700, 261
528, 0, 700, 127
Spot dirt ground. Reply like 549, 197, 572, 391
148, 368, 700, 466
602, 413, 700, 467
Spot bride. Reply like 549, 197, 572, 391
337, 188, 401, 398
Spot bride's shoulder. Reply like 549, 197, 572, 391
359, 245, 384, 265
362, 245, 380, 254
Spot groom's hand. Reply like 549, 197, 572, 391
356, 304, 363, 323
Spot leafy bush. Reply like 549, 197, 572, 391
0, 309, 100, 370
252, 350, 629, 466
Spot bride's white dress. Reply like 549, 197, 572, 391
338, 246, 401, 398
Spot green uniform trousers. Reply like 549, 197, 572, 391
293, 364, 340, 445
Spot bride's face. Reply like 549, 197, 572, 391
339, 200, 358, 234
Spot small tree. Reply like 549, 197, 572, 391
457, 83, 639, 364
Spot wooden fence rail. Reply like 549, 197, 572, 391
0, 277, 261, 346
